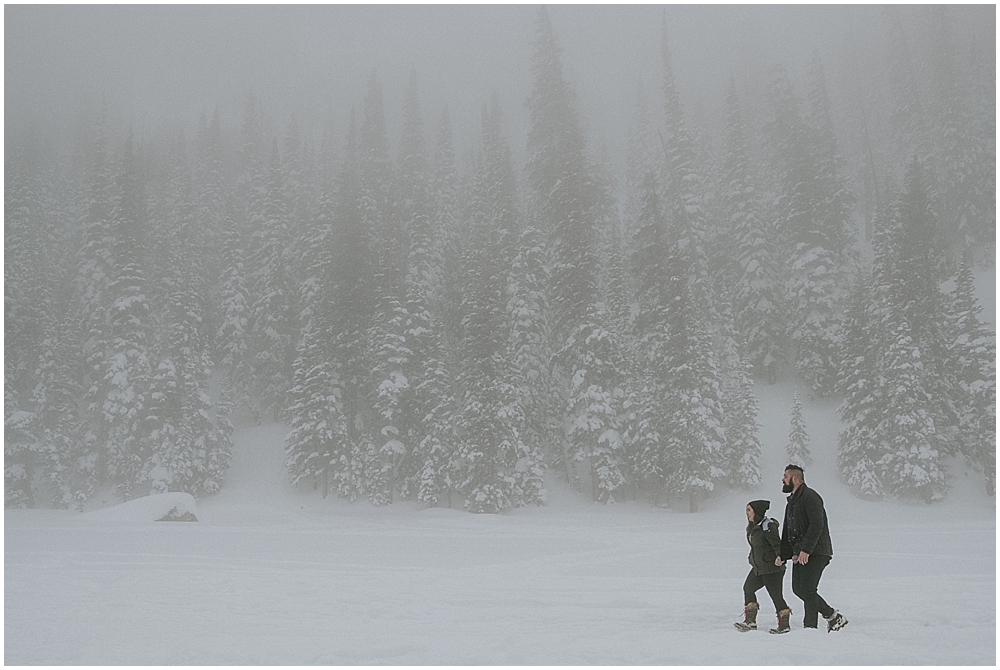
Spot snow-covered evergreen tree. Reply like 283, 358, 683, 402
4, 137, 54, 507
4, 399, 37, 508
327, 110, 376, 501
508, 224, 556, 469
661, 271, 726, 512
948, 256, 996, 494
358, 71, 412, 505
928, 7, 993, 256
658, 16, 710, 292
454, 99, 545, 513
147, 133, 232, 496
455, 233, 536, 513
285, 321, 352, 499
719, 76, 785, 382
194, 108, 228, 351
32, 318, 86, 508
837, 267, 886, 499
525, 7, 599, 343
891, 160, 958, 456
284, 106, 349, 501
430, 107, 465, 353
101, 131, 153, 499
786, 392, 811, 466
715, 303, 763, 490
838, 176, 953, 502
765, 63, 851, 396
627, 173, 672, 500
395, 72, 459, 505
216, 197, 256, 422
875, 316, 945, 502
624, 85, 658, 246
884, 6, 931, 175
75, 108, 118, 500
248, 141, 297, 418
563, 317, 628, 502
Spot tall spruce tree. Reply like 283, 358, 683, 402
328, 110, 375, 501
248, 141, 297, 418
216, 197, 256, 422
624, 85, 658, 246
837, 267, 885, 499
430, 106, 465, 352
628, 173, 673, 500
508, 223, 557, 472
76, 107, 118, 501
948, 256, 996, 495
285, 105, 349, 501
661, 258, 726, 512
4, 137, 54, 506
102, 131, 153, 499
786, 392, 811, 465
285, 320, 352, 499
765, 64, 851, 396
876, 315, 945, 502
659, 16, 710, 290
929, 7, 992, 256
525, 7, 599, 343
885, 6, 931, 173
194, 108, 227, 354
147, 132, 232, 496
719, 76, 785, 382
892, 160, 958, 456
722, 354, 763, 490
838, 172, 953, 502
714, 298, 763, 490
32, 317, 85, 508
454, 99, 544, 512
396, 72, 459, 504
359, 72, 412, 505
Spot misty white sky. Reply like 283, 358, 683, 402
6, 4, 886, 164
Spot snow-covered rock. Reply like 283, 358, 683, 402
83, 492, 198, 524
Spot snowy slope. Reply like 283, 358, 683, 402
5, 382, 995, 665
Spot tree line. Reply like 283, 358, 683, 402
5, 7, 994, 510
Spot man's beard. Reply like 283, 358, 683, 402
782, 482, 794, 493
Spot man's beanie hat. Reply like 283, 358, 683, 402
748, 499, 770, 520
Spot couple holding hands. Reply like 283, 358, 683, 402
735, 464, 848, 635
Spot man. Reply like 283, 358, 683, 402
779, 464, 848, 633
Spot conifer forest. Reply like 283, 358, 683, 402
5, 5, 995, 512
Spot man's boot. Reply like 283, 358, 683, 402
734, 602, 758, 631
769, 608, 792, 634
825, 610, 848, 632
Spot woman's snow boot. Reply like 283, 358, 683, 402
734, 602, 759, 631
769, 608, 792, 634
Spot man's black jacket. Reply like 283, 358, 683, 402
781, 484, 833, 559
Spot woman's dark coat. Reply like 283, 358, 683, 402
747, 517, 786, 576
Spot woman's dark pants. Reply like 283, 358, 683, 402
791, 555, 835, 627
743, 569, 788, 613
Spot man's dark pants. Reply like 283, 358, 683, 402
791, 555, 834, 627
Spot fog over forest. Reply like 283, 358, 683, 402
5, 5, 995, 511
9, 5, 988, 188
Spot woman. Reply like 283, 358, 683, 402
734, 499, 792, 634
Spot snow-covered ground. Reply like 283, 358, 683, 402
5, 381, 995, 665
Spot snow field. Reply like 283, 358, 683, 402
5, 384, 996, 665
